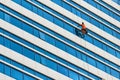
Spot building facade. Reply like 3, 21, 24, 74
0, 0, 120, 80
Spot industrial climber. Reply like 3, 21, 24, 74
80, 22, 88, 35
75, 22, 88, 38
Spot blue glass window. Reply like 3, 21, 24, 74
107, 46, 115, 55
13, 0, 21, 4
101, 6, 109, 14
23, 48, 35, 59
3, 37, 11, 48
37, 8, 43, 16
52, 0, 62, 6
97, 62, 105, 71
113, 0, 120, 5
63, 2, 72, 11
39, 31, 46, 40
90, 18, 99, 27
47, 59, 57, 70
55, 40, 66, 50
102, 44, 107, 51
24, 74, 35, 80
1, 2, 120, 78
81, 54, 87, 62
4, 65, 10, 76
76, 51, 82, 59
43, 12, 54, 22
22, 0, 32, 10
11, 41, 23, 53
103, 26, 112, 34
11, 68, 23, 80
46, 35, 55, 45
81, 13, 90, 21
111, 68, 119, 78
35, 72, 47, 80
58, 64, 69, 76
33, 29, 39, 37
76, 10, 82, 17
69, 70, 79, 80
4, 13, 10, 22
35, 54, 41, 63
24, 67, 35, 75
87, 56, 96, 66
41, 56, 47, 66
85, 35, 93, 43
22, 23, 34, 34
116, 51, 120, 58
10, 16, 22, 28
1, 56, 52, 80
93, 39, 102, 48
72, 7, 77, 14
11, 61, 23, 69
32, 6, 38, 14
0, 9, 4, 19
54, 17, 64, 28
66, 45, 76, 56
0, 35, 4, 44
105, 66, 111, 74
64, 23, 75, 33
0, 63, 4, 73
79, 75, 84, 80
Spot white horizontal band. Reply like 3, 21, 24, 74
1, 0, 120, 45
0, 60, 43, 80
1, 0, 120, 66
94, 0, 120, 16
0, 33, 94, 80
102, 0, 120, 11
0, 73, 16, 80
1, 8, 120, 74
1, 0, 120, 65
72, 0, 120, 28
0, 19, 118, 80
63, 0, 120, 34
25, 0, 120, 52
0, 45, 72, 80
35, 0, 120, 46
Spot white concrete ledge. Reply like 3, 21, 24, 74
0, 4, 120, 66
0, 45, 72, 80
1, 0, 120, 64
0, 20, 119, 80
25, 0, 120, 53
0, 60, 43, 80
1, 0, 119, 47
64, 0, 120, 34
0, 0, 120, 61
0, 73, 16, 80
102, 0, 120, 11
0, 33, 94, 80
1, 7, 120, 74
72, 0, 120, 28
94, 0, 120, 16
35, 0, 120, 46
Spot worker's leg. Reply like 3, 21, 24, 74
81, 29, 85, 34
81, 29, 87, 34
75, 28, 86, 38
